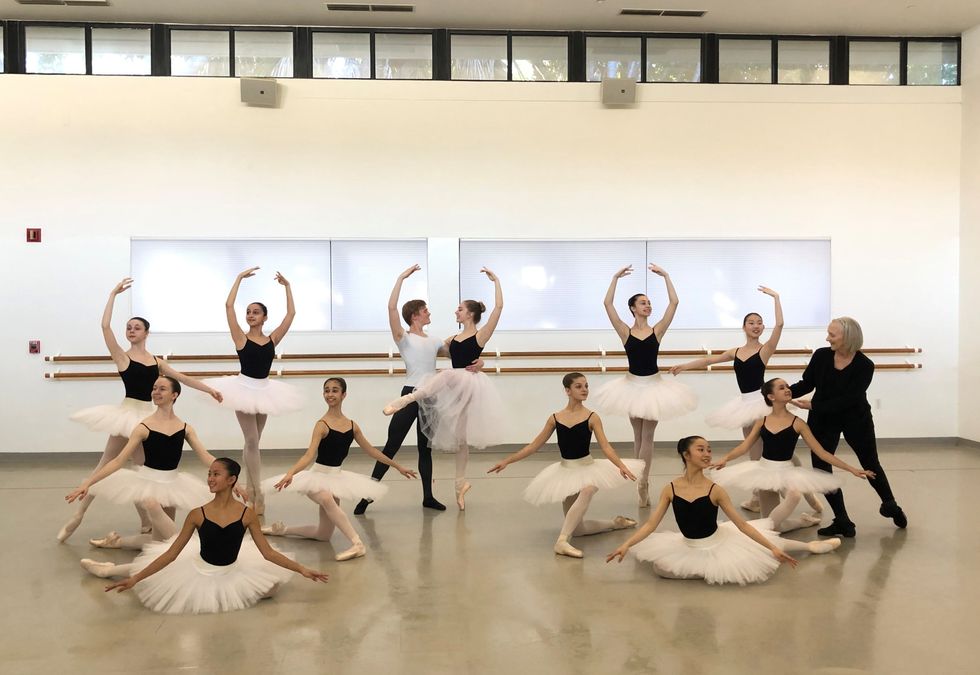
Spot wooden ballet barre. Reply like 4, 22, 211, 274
44, 362, 921, 381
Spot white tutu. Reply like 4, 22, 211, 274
591, 373, 698, 421
705, 391, 771, 429
416, 369, 506, 450
131, 533, 293, 615
709, 458, 841, 494
70, 398, 156, 437
632, 518, 781, 585
263, 463, 389, 502
90, 465, 211, 509
204, 374, 304, 415
523, 456, 646, 505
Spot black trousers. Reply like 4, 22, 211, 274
808, 410, 895, 513
369, 386, 434, 500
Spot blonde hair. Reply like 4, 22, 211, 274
832, 316, 864, 352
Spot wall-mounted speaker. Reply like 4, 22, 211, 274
600, 78, 636, 107
240, 78, 280, 108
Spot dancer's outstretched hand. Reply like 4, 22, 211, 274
274, 271, 290, 287
105, 577, 137, 593
65, 486, 88, 503
301, 567, 329, 582
772, 549, 799, 568
399, 264, 421, 279
480, 267, 498, 282
606, 544, 630, 563
620, 465, 637, 481
669, 364, 687, 376
852, 468, 876, 480
487, 462, 508, 474
791, 399, 812, 410
208, 388, 224, 403
648, 264, 667, 277
233, 485, 249, 502
613, 265, 633, 279
273, 475, 293, 491
708, 460, 727, 470
112, 278, 133, 295
237, 266, 260, 279
397, 466, 418, 479
758, 285, 779, 298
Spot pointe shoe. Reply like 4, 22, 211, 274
261, 521, 287, 536
879, 500, 908, 529
554, 536, 583, 558
455, 481, 472, 511
89, 531, 121, 549
638, 481, 650, 508
80, 558, 118, 578
140, 526, 153, 535
353, 498, 373, 515
799, 512, 823, 527
335, 541, 366, 561
739, 499, 761, 513
57, 513, 84, 543
612, 516, 638, 530
808, 538, 842, 554
383, 394, 415, 416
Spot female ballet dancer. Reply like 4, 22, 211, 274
66, 376, 228, 553
789, 317, 908, 537
487, 372, 643, 558
592, 264, 697, 507
709, 378, 875, 534
606, 436, 842, 586
61, 277, 223, 542
206, 267, 304, 516
383, 267, 505, 510
670, 286, 822, 515
355, 265, 483, 515
85, 458, 328, 615
262, 377, 418, 561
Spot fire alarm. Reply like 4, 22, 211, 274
27, 228, 41, 243
29, 340, 41, 354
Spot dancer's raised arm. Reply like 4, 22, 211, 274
670, 348, 736, 376
603, 266, 633, 343
758, 287, 784, 362
102, 278, 134, 369
388, 265, 421, 342
269, 272, 295, 345
650, 264, 678, 341
476, 268, 503, 346
225, 267, 258, 348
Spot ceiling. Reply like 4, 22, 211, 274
2, 1, 979, 36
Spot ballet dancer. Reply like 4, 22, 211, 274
383, 267, 505, 510
671, 286, 822, 515
789, 317, 908, 537
262, 377, 418, 561
83, 458, 328, 615
606, 436, 842, 585
592, 264, 697, 507
61, 278, 223, 542
206, 267, 303, 516
709, 378, 875, 534
355, 265, 483, 515
487, 372, 643, 558
66, 376, 231, 552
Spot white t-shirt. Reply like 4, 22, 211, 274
398, 332, 443, 387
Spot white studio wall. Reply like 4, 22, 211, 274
0, 76, 962, 453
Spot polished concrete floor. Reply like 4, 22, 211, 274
2, 441, 977, 675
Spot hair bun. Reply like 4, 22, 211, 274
478, 302, 486, 312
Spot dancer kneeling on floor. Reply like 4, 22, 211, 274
263, 377, 418, 561
83, 458, 327, 615
709, 378, 875, 534
488, 372, 643, 558
607, 437, 842, 585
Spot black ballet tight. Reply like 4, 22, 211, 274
369, 386, 435, 501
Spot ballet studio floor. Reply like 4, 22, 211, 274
2, 440, 977, 675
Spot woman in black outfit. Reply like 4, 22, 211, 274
790, 317, 908, 537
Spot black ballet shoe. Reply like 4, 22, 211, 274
817, 519, 856, 538
422, 497, 446, 511
879, 500, 908, 528
353, 499, 373, 516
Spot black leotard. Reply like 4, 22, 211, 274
760, 417, 800, 462
140, 423, 187, 471
119, 359, 159, 401
198, 506, 247, 566
237, 338, 275, 379
449, 334, 483, 369
554, 413, 593, 460
624, 333, 660, 376
315, 423, 355, 467
670, 482, 718, 539
733, 350, 766, 394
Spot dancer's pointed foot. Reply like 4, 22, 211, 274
353, 498, 373, 515
423, 497, 447, 511
455, 481, 471, 511
800, 512, 823, 527
383, 394, 415, 416
89, 531, 121, 549
261, 521, 287, 536
554, 536, 583, 558
335, 541, 366, 561
808, 538, 842, 554
57, 513, 84, 543
638, 481, 650, 508
80, 558, 118, 578
612, 516, 638, 530
739, 499, 761, 513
